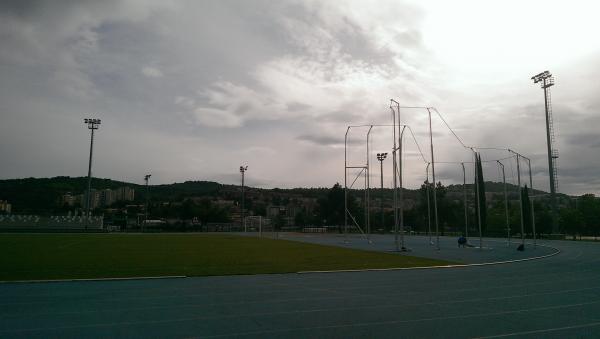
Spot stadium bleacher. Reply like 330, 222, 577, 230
0, 215, 104, 230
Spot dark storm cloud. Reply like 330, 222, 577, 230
0, 0, 598, 194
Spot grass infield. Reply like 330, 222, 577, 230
0, 233, 453, 281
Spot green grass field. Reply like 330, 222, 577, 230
0, 233, 453, 281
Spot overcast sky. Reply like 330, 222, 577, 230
1, 0, 599, 195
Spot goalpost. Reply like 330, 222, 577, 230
244, 216, 275, 238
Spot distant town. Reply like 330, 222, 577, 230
0, 176, 598, 239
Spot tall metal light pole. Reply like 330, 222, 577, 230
240, 166, 248, 231
144, 174, 151, 232
377, 153, 387, 232
531, 70, 558, 234
84, 118, 101, 231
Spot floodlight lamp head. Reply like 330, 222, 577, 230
85, 117, 101, 129
531, 70, 552, 84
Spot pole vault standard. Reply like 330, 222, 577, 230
344, 122, 414, 246
345, 124, 388, 243
344, 126, 367, 242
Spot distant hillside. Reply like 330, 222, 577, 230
446, 182, 547, 196
0, 176, 554, 214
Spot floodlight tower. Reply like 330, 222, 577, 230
531, 70, 559, 233
377, 153, 387, 232
240, 166, 248, 231
144, 174, 151, 232
84, 118, 101, 230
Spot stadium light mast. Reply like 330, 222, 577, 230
240, 165, 248, 231
144, 174, 151, 232
376, 153, 387, 232
531, 70, 558, 233
84, 118, 101, 230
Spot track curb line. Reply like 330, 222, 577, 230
0, 275, 187, 284
298, 242, 561, 274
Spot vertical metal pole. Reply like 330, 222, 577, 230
242, 169, 246, 232
391, 104, 399, 251
498, 161, 510, 246
399, 125, 406, 250
366, 126, 373, 236
516, 154, 525, 246
427, 108, 440, 250
85, 128, 95, 231
144, 176, 149, 232
473, 151, 482, 250
543, 79, 558, 234
364, 163, 368, 238
380, 158, 384, 232
426, 163, 432, 245
344, 127, 350, 243
461, 163, 468, 239
527, 158, 536, 248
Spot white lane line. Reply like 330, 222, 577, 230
200, 300, 600, 338
3, 295, 599, 335
4, 284, 600, 321
297, 245, 560, 274
0, 275, 186, 284
472, 321, 600, 338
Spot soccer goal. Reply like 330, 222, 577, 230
244, 216, 275, 238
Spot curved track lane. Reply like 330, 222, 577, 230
0, 237, 599, 338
